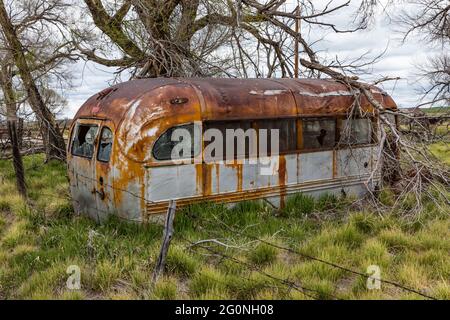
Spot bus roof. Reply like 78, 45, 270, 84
74, 77, 397, 127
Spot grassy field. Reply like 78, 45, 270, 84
420, 106, 450, 115
0, 153, 449, 300
429, 142, 450, 166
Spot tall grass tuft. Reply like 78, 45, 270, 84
284, 193, 315, 217
247, 242, 278, 265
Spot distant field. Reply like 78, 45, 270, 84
420, 106, 450, 115
0, 154, 448, 300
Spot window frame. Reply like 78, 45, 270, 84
337, 116, 377, 147
71, 123, 99, 159
202, 116, 377, 158
96, 126, 114, 163
152, 123, 201, 162
300, 117, 338, 151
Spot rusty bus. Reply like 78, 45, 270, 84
67, 78, 397, 222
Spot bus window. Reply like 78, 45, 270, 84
256, 118, 297, 154
204, 120, 253, 160
341, 118, 372, 144
153, 123, 200, 161
97, 127, 113, 162
302, 118, 336, 149
71, 124, 98, 158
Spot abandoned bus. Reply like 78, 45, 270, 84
67, 78, 397, 222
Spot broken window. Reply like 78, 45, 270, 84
97, 127, 113, 162
302, 118, 336, 149
340, 118, 372, 145
71, 124, 98, 158
153, 123, 200, 161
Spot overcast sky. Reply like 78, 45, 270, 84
62, 0, 441, 118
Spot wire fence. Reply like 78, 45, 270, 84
180, 235, 339, 300
203, 216, 438, 300
176, 212, 439, 300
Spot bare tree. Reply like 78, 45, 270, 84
399, 0, 449, 43
417, 54, 450, 106
0, 0, 77, 161
0, 56, 26, 197
359, 0, 449, 106
73, 0, 370, 78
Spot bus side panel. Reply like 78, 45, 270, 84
256, 156, 280, 188
337, 147, 372, 178
146, 164, 202, 201
284, 153, 298, 185
217, 164, 241, 193
298, 151, 333, 182
241, 161, 258, 191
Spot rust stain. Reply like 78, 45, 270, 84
223, 161, 243, 192
215, 163, 220, 192
278, 155, 287, 209
237, 163, 243, 192
145, 175, 361, 215
201, 163, 211, 196
296, 118, 303, 150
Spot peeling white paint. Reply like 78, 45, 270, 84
147, 105, 165, 118
370, 88, 384, 95
297, 90, 358, 97
249, 89, 287, 95
121, 98, 143, 153
142, 127, 158, 139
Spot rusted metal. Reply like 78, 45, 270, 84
68, 78, 397, 222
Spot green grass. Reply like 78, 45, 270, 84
0, 154, 449, 299
420, 106, 450, 115
429, 141, 450, 165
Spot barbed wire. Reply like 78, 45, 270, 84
179, 235, 341, 300
205, 215, 438, 300
168, 241, 348, 300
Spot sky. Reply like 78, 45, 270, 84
62, 0, 442, 118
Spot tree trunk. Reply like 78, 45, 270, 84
17, 117, 23, 149
0, 0, 66, 161
0, 64, 26, 198
7, 120, 27, 198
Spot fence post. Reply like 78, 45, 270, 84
152, 200, 177, 283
